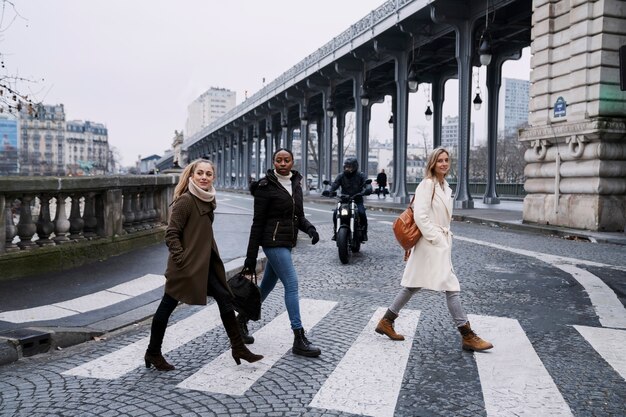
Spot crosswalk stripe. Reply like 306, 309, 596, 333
308, 307, 421, 417
456, 236, 626, 329
176, 299, 337, 395
574, 325, 626, 381
62, 303, 221, 379
0, 274, 165, 323
556, 265, 626, 329
468, 314, 573, 417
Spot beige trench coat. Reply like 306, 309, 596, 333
400, 178, 460, 291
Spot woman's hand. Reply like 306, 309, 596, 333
307, 228, 320, 245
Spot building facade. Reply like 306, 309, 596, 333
18, 104, 66, 176
441, 116, 475, 150
65, 120, 109, 175
0, 116, 19, 175
186, 87, 236, 138
501, 78, 530, 138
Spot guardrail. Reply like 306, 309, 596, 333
0, 175, 179, 279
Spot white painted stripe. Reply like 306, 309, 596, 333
0, 274, 165, 323
557, 265, 626, 328
107, 274, 164, 296
53, 290, 131, 313
309, 308, 420, 417
574, 325, 626, 381
469, 314, 573, 417
177, 299, 337, 395
378, 220, 393, 225
63, 303, 222, 379
456, 236, 626, 329
0, 305, 77, 323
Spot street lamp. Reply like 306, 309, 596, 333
407, 69, 419, 93
478, 35, 492, 66
425, 105, 433, 121
359, 84, 370, 107
326, 99, 335, 118
473, 91, 483, 110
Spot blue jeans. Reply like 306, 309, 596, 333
260, 246, 302, 330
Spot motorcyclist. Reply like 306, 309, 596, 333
322, 157, 372, 241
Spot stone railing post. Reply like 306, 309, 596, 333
16, 195, 37, 250
101, 189, 123, 237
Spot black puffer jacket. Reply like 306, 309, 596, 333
246, 169, 316, 260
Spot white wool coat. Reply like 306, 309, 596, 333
400, 178, 460, 291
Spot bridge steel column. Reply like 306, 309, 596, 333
431, 74, 448, 149
431, 3, 479, 209
265, 118, 273, 170
335, 107, 348, 176
336, 60, 366, 176
218, 137, 225, 188
375, 39, 411, 203
484, 50, 522, 204
300, 107, 310, 195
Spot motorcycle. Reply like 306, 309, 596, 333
322, 179, 372, 264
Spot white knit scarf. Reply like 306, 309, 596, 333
188, 179, 216, 202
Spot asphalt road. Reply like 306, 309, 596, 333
1, 191, 625, 416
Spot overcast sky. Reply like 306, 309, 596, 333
2, 0, 530, 166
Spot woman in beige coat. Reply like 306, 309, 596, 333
144, 159, 263, 371
375, 147, 493, 351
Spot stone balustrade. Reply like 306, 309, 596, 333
0, 175, 179, 279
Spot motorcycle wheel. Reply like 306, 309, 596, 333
337, 227, 350, 264
350, 232, 361, 253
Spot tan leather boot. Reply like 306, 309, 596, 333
458, 322, 493, 351
375, 309, 405, 341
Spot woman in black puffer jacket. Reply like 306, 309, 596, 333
243, 148, 322, 357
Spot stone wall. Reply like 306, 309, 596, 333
520, 0, 626, 231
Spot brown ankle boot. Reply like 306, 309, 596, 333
458, 322, 493, 351
144, 351, 175, 371
222, 312, 263, 365
375, 309, 405, 341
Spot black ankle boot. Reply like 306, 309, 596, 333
292, 328, 321, 357
237, 314, 254, 344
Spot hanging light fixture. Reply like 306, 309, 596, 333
360, 84, 370, 107
281, 118, 288, 128
300, 115, 308, 126
407, 68, 419, 93
326, 98, 335, 118
478, 0, 492, 66
425, 105, 433, 121
388, 114, 394, 128
424, 84, 433, 121
478, 36, 492, 66
473, 67, 483, 110
473, 91, 483, 110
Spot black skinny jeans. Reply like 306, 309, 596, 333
147, 266, 234, 354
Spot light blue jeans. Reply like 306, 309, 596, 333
260, 246, 302, 330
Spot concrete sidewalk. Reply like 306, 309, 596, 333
1, 190, 624, 366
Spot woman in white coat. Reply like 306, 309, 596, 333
375, 147, 493, 351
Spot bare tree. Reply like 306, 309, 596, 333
0, 1, 43, 115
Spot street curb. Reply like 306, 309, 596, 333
0, 256, 267, 367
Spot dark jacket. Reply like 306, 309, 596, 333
328, 171, 372, 203
246, 169, 316, 260
164, 192, 232, 305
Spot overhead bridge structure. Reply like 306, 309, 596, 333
183, 0, 626, 232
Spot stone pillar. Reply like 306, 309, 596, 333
520, 0, 626, 231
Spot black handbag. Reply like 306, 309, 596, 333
227, 268, 262, 321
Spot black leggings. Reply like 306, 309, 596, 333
147, 267, 234, 354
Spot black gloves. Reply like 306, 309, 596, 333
308, 228, 319, 245
322, 190, 330, 197
244, 257, 257, 272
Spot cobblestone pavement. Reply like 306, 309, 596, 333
1, 215, 625, 416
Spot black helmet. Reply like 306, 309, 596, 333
343, 157, 359, 172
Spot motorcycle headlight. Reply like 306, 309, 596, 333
340, 208, 349, 216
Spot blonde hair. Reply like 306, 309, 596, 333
424, 147, 450, 180
173, 159, 215, 201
